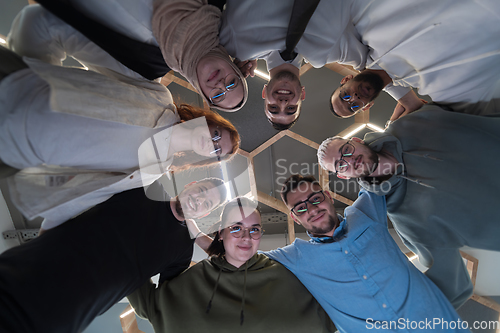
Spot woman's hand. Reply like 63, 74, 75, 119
234, 59, 257, 78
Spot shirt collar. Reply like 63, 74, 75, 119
266, 50, 304, 71
308, 214, 346, 243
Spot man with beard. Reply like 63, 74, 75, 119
263, 174, 468, 333
329, 70, 424, 118
0, 178, 226, 333
317, 106, 500, 309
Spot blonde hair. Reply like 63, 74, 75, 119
317, 136, 343, 172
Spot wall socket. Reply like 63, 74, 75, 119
2, 230, 18, 240
17, 229, 39, 242
2, 229, 40, 243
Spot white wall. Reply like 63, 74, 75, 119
461, 246, 500, 296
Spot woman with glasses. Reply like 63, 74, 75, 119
128, 197, 336, 332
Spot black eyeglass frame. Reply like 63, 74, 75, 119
335, 140, 355, 174
290, 191, 326, 216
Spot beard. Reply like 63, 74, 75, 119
355, 144, 380, 178
307, 211, 339, 236
352, 71, 385, 101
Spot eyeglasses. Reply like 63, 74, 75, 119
228, 225, 264, 240
340, 89, 365, 113
210, 126, 222, 157
291, 191, 326, 216
209, 74, 240, 106
335, 140, 355, 173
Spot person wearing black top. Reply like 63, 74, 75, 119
0, 178, 226, 333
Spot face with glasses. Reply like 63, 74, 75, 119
286, 182, 339, 237
330, 72, 384, 118
322, 137, 379, 179
220, 206, 263, 268
191, 124, 233, 158
197, 56, 245, 110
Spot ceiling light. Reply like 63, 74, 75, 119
254, 69, 270, 81
366, 123, 384, 132
119, 308, 135, 318
342, 124, 366, 139
0, 38, 6, 44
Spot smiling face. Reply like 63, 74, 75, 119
330, 72, 384, 118
197, 55, 245, 110
321, 137, 379, 179
262, 71, 305, 126
177, 181, 222, 219
286, 182, 339, 237
191, 124, 233, 158
220, 208, 262, 268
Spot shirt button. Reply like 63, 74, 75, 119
129, 175, 134, 179
344, 250, 348, 254
363, 275, 367, 280
382, 304, 387, 308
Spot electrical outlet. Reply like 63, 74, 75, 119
2, 230, 19, 240
17, 229, 39, 242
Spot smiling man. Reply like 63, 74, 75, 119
263, 174, 469, 333
329, 69, 423, 118
0, 178, 226, 333
262, 61, 306, 130
317, 106, 500, 309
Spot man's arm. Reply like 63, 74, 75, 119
352, 189, 388, 226
127, 279, 158, 320
8, 5, 146, 79
185, 219, 213, 253
390, 90, 427, 122
423, 247, 473, 309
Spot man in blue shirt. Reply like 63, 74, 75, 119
264, 174, 469, 333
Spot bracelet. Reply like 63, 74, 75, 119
195, 231, 204, 238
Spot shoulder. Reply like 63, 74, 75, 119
261, 239, 308, 263
347, 189, 388, 226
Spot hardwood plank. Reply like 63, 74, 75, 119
299, 63, 313, 76
287, 215, 296, 243
284, 130, 320, 149
257, 190, 288, 213
249, 131, 287, 158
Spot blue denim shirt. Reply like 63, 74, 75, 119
265, 189, 469, 333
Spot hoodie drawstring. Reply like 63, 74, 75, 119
206, 267, 223, 314
240, 260, 248, 325
397, 151, 442, 188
